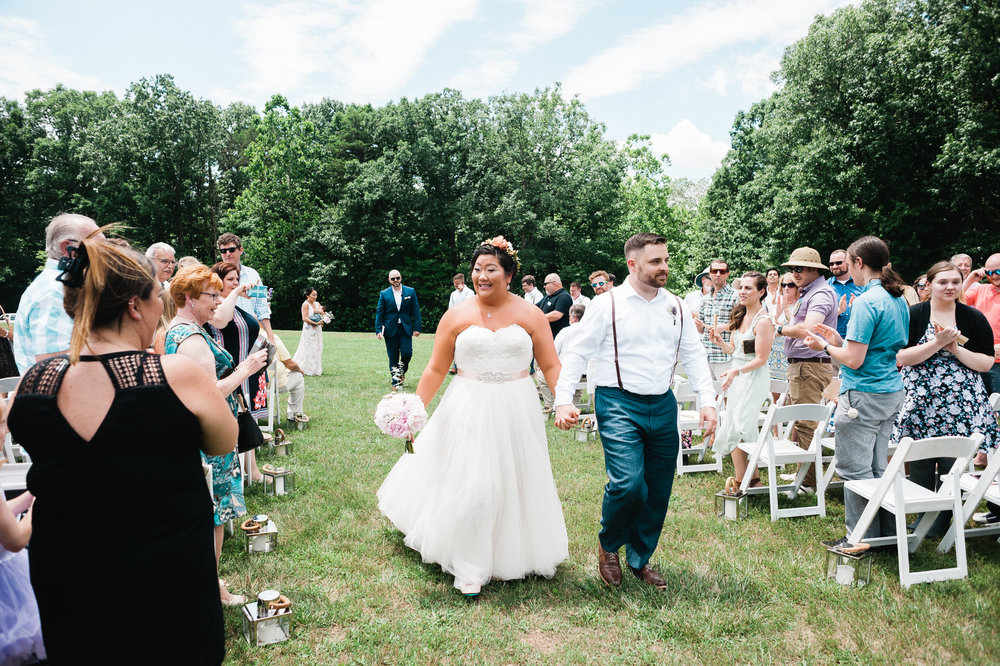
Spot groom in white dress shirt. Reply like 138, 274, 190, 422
554, 232, 717, 589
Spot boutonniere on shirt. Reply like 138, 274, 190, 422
404, 296, 411, 299
667, 303, 678, 326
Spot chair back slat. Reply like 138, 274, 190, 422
901, 435, 982, 463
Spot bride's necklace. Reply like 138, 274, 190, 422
479, 295, 508, 319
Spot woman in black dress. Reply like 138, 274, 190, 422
8, 233, 237, 664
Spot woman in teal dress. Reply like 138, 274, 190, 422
166, 264, 269, 606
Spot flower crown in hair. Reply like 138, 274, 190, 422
481, 235, 519, 272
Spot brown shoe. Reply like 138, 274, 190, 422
597, 544, 622, 586
629, 563, 667, 589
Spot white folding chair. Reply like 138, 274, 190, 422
938, 441, 1000, 553
675, 379, 723, 475
846, 434, 982, 588
738, 402, 835, 521
0, 376, 19, 396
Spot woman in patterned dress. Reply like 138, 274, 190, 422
166, 264, 268, 605
891, 260, 999, 536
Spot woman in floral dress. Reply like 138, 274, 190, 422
891, 260, 999, 536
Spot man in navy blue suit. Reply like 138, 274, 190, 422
375, 269, 422, 387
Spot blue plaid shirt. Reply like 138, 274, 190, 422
13, 259, 75, 374
699, 284, 738, 363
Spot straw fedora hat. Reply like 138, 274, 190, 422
781, 247, 828, 271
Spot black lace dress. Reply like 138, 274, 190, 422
8, 352, 224, 664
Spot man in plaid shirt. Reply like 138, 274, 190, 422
14, 213, 103, 374
695, 259, 738, 379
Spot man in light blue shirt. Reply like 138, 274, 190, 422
827, 249, 862, 339
14, 214, 103, 374
216, 232, 274, 344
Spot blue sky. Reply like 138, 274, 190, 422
0, 0, 854, 180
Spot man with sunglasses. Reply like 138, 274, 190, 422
775, 247, 838, 491
375, 269, 421, 388
589, 270, 612, 296
695, 259, 737, 379
14, 213, 104, 374
827, 249, 862, 340
215, 232, 275, 346
964, 253, 1000, 394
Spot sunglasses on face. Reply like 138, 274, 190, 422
219, 246, 240, 254
790, 266, 808, 274
829, 260, 844, 266
591, 281, 606, 288
781, 283, 796, 289
985, 269, 1000, 277
710, 268, 728, 274
390, 277, 401, 281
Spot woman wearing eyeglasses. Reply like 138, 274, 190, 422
767, 273, 798, 382
912, 274, 930, 303
889, 260, 999, 535
166, 264, 268, 606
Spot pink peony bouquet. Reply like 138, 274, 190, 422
373, 393, 428, 454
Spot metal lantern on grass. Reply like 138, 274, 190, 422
241, 514, 278, 553
242, 590, 292, 646
272, 429, 293, 457
261, 464, 295, 496
715, 477, 748, 521
825, 542, 872, 587
575, 417, 598, 442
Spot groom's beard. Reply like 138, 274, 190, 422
637, 267, 669, 289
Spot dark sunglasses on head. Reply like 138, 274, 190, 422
829, 260, 844, 266
219, 246, 240, 254
710, 268, 728, 274
916, 282, 928, 289
790, 266, 808, 274
781, 282, 796, 289
985, 269, 1000, 277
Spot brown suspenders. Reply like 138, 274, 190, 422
609, 289, 685, 392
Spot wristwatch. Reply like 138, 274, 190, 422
823, 343, 830, 353
777, 325, 783, 336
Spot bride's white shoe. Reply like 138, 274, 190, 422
459, 582, 481, 597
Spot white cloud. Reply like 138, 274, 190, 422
562, 0, 853, 100
0, 16, 102, 99
232, 0, 480, 103
704, 49, 781, 97
447, 0, 602, 96
650, 119, 729, 176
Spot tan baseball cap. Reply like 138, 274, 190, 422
781, 247, 828, 271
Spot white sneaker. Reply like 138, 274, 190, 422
972, 511, 999, 525
779, 473, 797, 482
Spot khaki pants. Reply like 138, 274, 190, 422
787, 360, 833, 488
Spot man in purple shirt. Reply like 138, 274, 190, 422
775, 247, 837, 490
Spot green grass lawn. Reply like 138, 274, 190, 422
221, 330, 1000, 664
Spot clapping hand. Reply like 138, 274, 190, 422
932, 322, 960, 350
837, 294, 856, 315
707, 326, 723, 345
803, 331, 829, 352
812, 323, 843, 346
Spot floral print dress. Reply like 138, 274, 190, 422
165, 323, 246, 524
891, 322, 1000, 453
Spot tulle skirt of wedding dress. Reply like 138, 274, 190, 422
377, 375, 568, 589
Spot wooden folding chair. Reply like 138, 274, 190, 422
737, 402, 835, 521
845, 434, 982, 588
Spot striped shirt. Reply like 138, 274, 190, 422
235, 264, 271, 322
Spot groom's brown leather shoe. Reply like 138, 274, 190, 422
629, 563, 667, 589
597, 544, 622, 586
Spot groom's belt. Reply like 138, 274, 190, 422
456, 369, 530, 384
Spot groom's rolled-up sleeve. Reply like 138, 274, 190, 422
554, 297, 609, 407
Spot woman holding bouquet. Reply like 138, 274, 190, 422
377, 237, 568, 597
294, 287, 325, 376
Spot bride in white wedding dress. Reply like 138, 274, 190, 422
377, 237, 568, 597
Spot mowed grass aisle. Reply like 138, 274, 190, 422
222, 331, 1000, 664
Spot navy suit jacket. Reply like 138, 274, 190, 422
375, 285, 421, 337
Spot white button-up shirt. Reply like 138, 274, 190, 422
554, 278, 715, 408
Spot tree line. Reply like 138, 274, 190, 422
1, 0, 996, 330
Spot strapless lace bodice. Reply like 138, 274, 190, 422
454, 325, 532, 378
